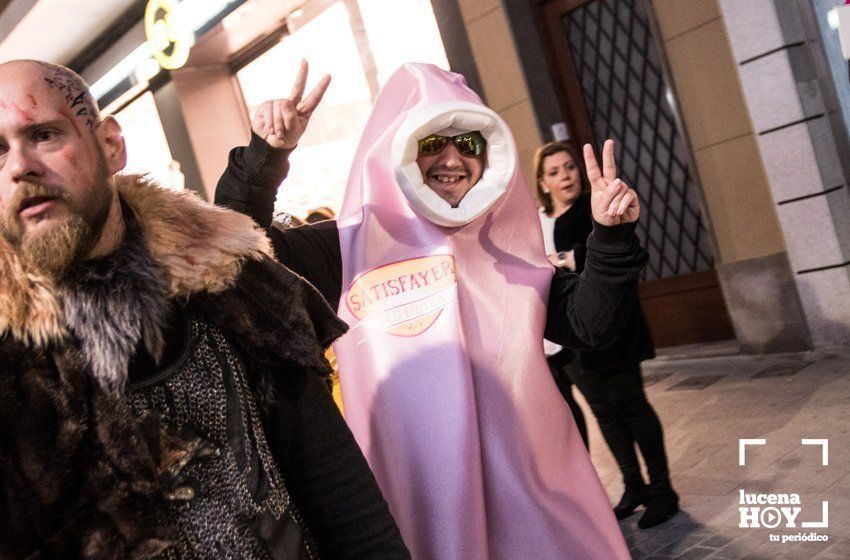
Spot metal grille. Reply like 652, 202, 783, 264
563, 0, 713, 279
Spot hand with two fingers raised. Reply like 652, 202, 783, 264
583, 139, 640, 227
251, 59, 332, 150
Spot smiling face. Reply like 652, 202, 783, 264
416, 131, 486, 208
539, 149, 582, 214
0, 60, 126, 277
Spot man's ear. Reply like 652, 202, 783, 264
97, 116, 127, 174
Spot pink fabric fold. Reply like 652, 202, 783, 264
334, 63, 630, 560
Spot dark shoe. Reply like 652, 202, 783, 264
613, 484, 649, 520
638, 488, 679, 529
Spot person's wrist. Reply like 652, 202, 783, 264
556, 251, 568, 268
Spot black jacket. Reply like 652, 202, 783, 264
550, 193, 655, 372
216, 134, 649, 354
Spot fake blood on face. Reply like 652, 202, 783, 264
11, 103, 34, 123
59, 145, 74, 162
59, 107, 82, 138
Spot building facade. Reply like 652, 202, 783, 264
497, 0, 850, 352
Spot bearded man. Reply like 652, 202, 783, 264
0, 60, 409, 559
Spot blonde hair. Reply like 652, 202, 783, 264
532, 141, 589, 215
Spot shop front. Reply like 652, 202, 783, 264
82, 0, 451, 219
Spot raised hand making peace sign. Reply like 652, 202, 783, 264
583, 139, 640, 226
251, 59, 332, 150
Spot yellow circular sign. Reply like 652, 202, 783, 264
145, 0, 193, 70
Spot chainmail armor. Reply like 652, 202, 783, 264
128, 317, 320, 559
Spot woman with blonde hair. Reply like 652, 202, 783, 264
534, 141, 679, 529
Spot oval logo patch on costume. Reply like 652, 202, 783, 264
345, 255, 457, 336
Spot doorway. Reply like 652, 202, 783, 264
535, 0, 735, 347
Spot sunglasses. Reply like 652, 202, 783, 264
417, 131, 487, 158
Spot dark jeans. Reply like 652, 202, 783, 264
546, 354, 589, 448
571, 363, 671, 492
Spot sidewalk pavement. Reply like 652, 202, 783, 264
577, 341, 850, 560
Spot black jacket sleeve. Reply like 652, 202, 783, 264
268, 222, 343, 310
216, 135, 344, 308
544, 221, 648, 351
267, 369, 410, 559
215, 132, 293, 228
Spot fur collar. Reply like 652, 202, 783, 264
0, 174, 272, 348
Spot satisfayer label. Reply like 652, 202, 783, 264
345, 255, 457, 336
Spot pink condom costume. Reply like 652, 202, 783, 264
333, 63, 630, 560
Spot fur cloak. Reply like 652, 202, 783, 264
0, 175, 346, 559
